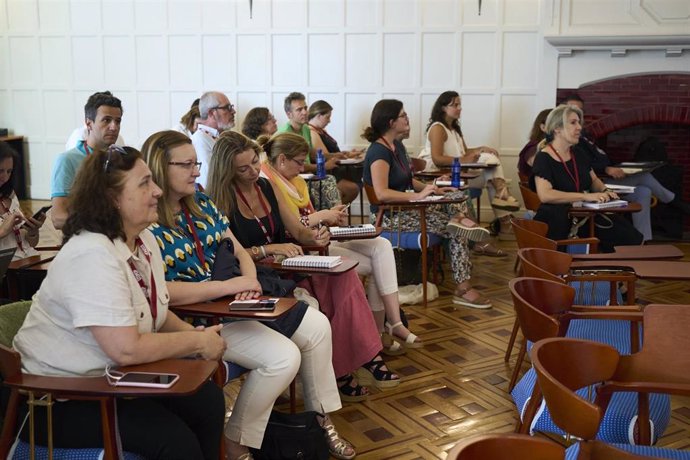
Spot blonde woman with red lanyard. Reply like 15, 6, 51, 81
142, 130, 355, 460
0, 141, 45, 260
531, 104, 642, 252
362, 99, 493, 309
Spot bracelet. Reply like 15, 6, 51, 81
259, 245, 266, 258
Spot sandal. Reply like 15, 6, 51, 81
381, 333, 406, 356
355, 355, 400, 389
472, 242, 507, 257
320, 417, 356, 460
336, 373, 369, 402
452, 286, 493, 309
446, 216, 490, 242
384, 321, 423, 349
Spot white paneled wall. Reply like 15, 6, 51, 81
4, 0, 544, 203
14, 0, 688, 210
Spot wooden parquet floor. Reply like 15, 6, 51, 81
223, 239, 690, 458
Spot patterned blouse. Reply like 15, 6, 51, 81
149, 191, 229, 282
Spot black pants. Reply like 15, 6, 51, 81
19, 380, 224, 460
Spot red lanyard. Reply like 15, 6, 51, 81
550, 145, 580, 191
80, 140, 93, 156
127, 238, 158, 332
181, 206, 207, 269
379, 137, 413, 188
0, 199, 25, 253
235, 184, 275, 243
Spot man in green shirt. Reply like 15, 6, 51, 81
278, 92, 313, 163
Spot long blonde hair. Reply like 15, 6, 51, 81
206, 131, 263, 217
140, 130, 203, 228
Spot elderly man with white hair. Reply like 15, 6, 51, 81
191, 91, 236, 188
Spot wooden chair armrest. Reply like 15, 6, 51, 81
564, 311, 644, 322
570, 305, 643, 314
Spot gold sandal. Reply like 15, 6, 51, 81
322, 420, 356, 460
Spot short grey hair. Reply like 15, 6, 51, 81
199, 91, 224, 119
283, 92, 306, 114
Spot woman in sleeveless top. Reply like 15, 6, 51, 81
419, 91, 520, 245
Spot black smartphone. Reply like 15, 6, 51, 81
115, 372, 179, 388
229, 298, 278, 311
32, 205, 52, 220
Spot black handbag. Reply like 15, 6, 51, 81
251, 411, 329, 460
211, 238, 297, 296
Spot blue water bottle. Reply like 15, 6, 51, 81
451, 157, 461, 188
316, 148, 326, 179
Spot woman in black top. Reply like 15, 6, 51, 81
362, 99, 493, 309
531, 104, 642, 251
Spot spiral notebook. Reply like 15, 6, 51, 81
281, 255, 343, 269
329, 224, 377, 237
580, 199, 628, 210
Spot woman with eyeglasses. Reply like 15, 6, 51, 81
241, 107, 278, 140
363, 99, 493, 309
419, 91, 520, 246
141, 130, 355, 460
258, 132, 422, 354
205, 130, 401, 406
13, 145, 226, 459
531, 105, 643, 251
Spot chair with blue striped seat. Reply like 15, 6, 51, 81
446, 432, 686, 460
507, 248, 635, 391
533, 335, 690, 457
508, 278, 671, 445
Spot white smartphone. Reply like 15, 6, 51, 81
114, 372, 180, 388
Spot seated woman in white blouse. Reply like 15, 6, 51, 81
13, 146, 226, 459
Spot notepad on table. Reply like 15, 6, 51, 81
281, 255, 343, 269
604, 184, 635, 194
580, 200, 629, 210
329, 224, 377, 237
619, 167, 644, 175
411, 195, 445, 202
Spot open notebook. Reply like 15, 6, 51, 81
329, 224, 377, 237
281, 255, 342, 269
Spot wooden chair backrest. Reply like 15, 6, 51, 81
512, 218, 557, 251
519, 183, 542, 212
517, 248, 572, 282
410, 157, 427, 173
509, 278, 575, 343
363, 183, 382, 206
446, 433, 563, 460
532, 338, 620, 441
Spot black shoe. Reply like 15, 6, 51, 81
670, 196, 690, 215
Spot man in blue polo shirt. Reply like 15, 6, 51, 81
51, 91, 122, 229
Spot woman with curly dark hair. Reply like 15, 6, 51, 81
241, 107, 278, 140
14, 145, 226, 459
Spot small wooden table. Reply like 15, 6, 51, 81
572, 244, 684, 261
569, 202, 642, 237
2, 359, 217, 460
6, 251, 58, 300
171, 296, 298, 321
570, 259, 690, 280
257, 257, 358, 275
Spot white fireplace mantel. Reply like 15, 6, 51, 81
545, 35, 690, 58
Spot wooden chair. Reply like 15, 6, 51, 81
507, 278, 665, 443
519, 183, 541, 213
446, 432, 650, 460
364, 184, 443, 307
533, 328, 690, 454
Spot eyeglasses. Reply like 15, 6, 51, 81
168, 161, 202, 170
103, 145, 128, 173
396, 112, 409, 119
290, 158, 306, 167
212, 104, 235, 112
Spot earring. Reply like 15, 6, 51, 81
281, 161, 285, 166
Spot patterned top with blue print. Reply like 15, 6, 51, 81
149, 191, 229, 282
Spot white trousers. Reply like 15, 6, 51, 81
328, 236, 399, 311
221, 307, 341, 448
